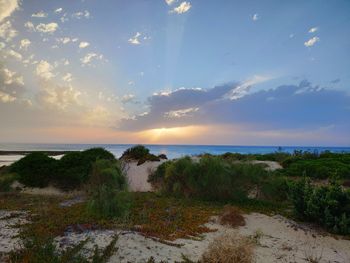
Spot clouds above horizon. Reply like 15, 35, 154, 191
119, 81, 350, 138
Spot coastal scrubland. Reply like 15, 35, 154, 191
0, 146, 349, 262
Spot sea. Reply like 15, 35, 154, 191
1, 143, 350, 165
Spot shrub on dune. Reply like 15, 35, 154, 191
10, 152, 57, 188
86, 159, 131, 219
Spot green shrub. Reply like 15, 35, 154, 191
86, 159, 131, 219
289, 177, 350, 235
81, 147, 115, 162
0, 173, 17, 192
148, 161, 173, 189
154, 156, 268, 202
260, 175, 289, 202
10, 153, 57, 188
121, 145, 150, 160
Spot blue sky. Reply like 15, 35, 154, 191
0, 0, 349, 145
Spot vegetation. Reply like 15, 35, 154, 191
86, 159, 131, 219
9, 148, 117, 190
149, 156, 269, 202
201, 232, 254, 263
120, 145, 167, 165
0, 173, 17, 192
10, 152, 58, 188
289, 176, 350, 235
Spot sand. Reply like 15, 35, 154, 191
51, 213, 350, 263
123, 160, 166, 192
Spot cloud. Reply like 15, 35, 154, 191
62, 73, 73, 82
304, 36, 320, 47
308, 27, 318, 33
79, 41, 89, 48
118, 81, 350, 134
171, 1, 191, 14
330, 78, 340, 84
128, 32, 141, 45
121, 94, 136, 103
54, 8, 63, 14
19, 38, 31, 50
31, 11, 48, 18
0, 21, 17, 41
72, 10, 90, 19
24, 21, 35, 31
56, 37, 70, 44
165, 0, 176, 5
252, 13, 259, 21
6, 49, 22, 60
35, 60, 55, 80
36, 23, 59, 34
80, 52, 103, 66
36, 82, 82, 111
0, 0, 19, 22
0, 66, 24, 103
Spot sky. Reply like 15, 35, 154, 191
0, 0, 349, 146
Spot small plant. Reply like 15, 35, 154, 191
0, 173, 17, 192
121, 145, 150, 160
201, 232, 254, 263
219, 206, 246, 228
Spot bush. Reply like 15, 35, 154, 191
201, 232, 254, 263
86, 159, 131, 219
260, 175, 289, 202
121, 145, 150, 160
289, 177, 350, 235
10, 153, 57, 188
153, 156, 268, 202
148, 161, 173, 189
0, 173, 17, 192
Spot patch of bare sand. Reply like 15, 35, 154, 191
123, 160, 166, 192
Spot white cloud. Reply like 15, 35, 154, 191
19, 38, 31, 50
128, 32, 141, 45
165, 107, 199, 118
79, 41, 89, 48
71, 38, 79, 42
62, 73, 73, 82
165, 0, 176, 5
6, 49, 22, 60
252, 13, 259, 21
304, 36, 320, 47
60, 13, 69, 23
0, 90, 16, 102
31, 11, 48, 18
72, 10, 90, 19
0, 21, 17, 41
57, 37, 70, 44
80, 52, 103, 65
3, 68, 24, 85
54, 8, 63, 14
121, 94, 135, 103
36, 22, 58, 34
24, 21, 35, 32
62, 59, 70, 65
35, 60, 55, 80
308, 27, 318, 33
171, 1, 191, 14
0, 0, 19, 22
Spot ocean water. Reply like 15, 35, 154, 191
1, 143, 350, 160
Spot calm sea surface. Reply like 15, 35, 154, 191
1, 143, 350, 160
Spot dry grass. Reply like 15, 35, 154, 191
219, 205, 246, 228
201, 232, 254, 263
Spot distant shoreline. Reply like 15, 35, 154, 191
0, 151, 78, 156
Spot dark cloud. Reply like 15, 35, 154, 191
118, 81, 350, 133
330, 78, 340, 84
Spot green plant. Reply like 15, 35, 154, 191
121, 145, 150, 160
289, 177, 350, 235
0, 173, 17, 192
10, 152, 57, 188
86, 159, 131, 219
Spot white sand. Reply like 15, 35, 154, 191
52, 213, 350, 263
124, 160, 166, 192
250, 160, 283, 171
